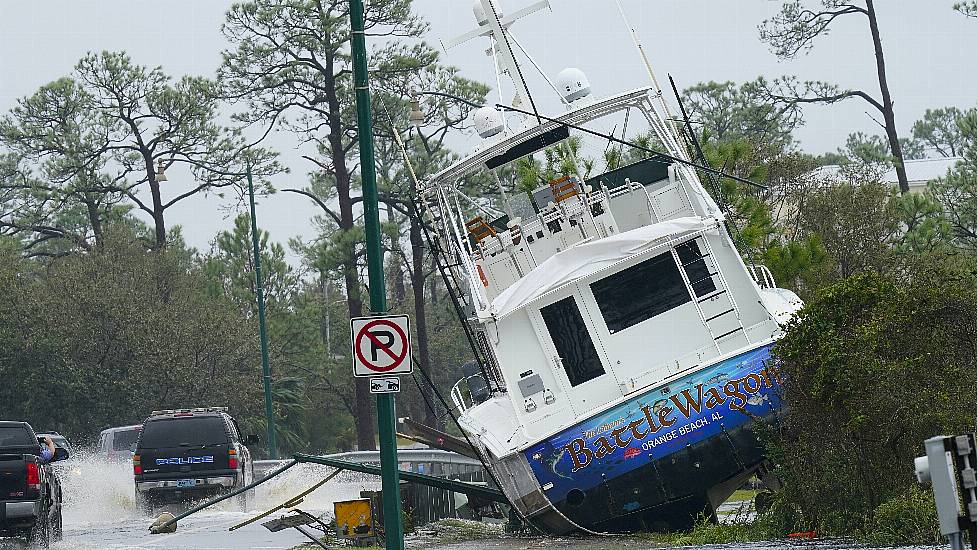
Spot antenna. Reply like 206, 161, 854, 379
612, 0, 682, 140
443, 0, 549, 123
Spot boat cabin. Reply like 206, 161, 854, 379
425, 88, 789, 454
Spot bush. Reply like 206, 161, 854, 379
767, 267, 977, 538
860, 487, 941, 546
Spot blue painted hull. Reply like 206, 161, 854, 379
522, 344, 781, 532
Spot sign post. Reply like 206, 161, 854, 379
349, 0, 405, 548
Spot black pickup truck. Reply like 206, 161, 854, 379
0, 421, 68, 547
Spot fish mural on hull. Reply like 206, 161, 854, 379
525, 345, 781, 505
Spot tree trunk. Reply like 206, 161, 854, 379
865, 0, 909, 194
85, 198, 103, 249
318, 275, 331, 357
409, 200, 439, 429
324, 55, 376, 452
143, 154, 167, 249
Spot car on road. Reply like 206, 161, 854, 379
98, 424, 142, 462
0, 421, 68, 547
133, 408, 257, 514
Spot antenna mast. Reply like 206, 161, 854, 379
613, 0, 684, 147
443, 1, 550, 123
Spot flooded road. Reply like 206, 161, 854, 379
0, 453, 955, 550
0, 453, 379, 550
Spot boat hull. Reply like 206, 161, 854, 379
497, 344, 782, 533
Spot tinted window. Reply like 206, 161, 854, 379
591, 251, 691, 334
540, 297, 605, 386
676, 239, 717, 298
113, 428, 141, 451
138, 417, 229, 448
0, 426, 34, 447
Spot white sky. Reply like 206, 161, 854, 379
0, 0, 974, 262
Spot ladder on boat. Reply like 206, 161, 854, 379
413, 196, 505, 393
672, 235, 748, 355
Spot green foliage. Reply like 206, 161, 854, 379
929, 109, 977, 250
683, 78, 800, 156
514, 136, 594, 195
838, 132, 925, 165
768, 268, 977, 537
956, 1, 977, 17
797, 177, 901, 279
0, 231, 261, 442
204, 213, 298, 312
0, 51, 281, 251
860, 487, 942, 546
912, 107, 971, 158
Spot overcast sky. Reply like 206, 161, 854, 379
1, 1, 974, 263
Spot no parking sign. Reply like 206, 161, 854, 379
349, 314, 413, 377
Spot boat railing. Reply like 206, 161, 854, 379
450, 379, 472, 413
450, 359, 497, 414
747, 264, 777, 289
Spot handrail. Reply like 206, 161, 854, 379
747, 264, 777, 289
292, 454, 507, 503
148, 452, 508, 535
149, 459, 299, 533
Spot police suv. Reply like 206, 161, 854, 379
132, 408, 257, 512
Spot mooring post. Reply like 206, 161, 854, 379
348, 0, 405, 548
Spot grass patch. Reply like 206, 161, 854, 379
726, 489, 757, 503
635, 515, 777, 546
413, 517, 505, 543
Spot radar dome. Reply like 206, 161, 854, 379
473, 1, 499, 26
557, 68, 592, 104
473, 106, 505, 138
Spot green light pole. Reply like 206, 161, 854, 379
247, 168, 278, 460
349, 0, 404, 548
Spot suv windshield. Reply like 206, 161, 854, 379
113, 429, 141, 451
0, 426, 33, 447
138, 417, 228, 448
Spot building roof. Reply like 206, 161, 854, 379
883, 156, 962, 184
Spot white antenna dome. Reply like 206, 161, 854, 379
473, 106, 505, 138
473, 0, 501, 26
557, 68, 592, 104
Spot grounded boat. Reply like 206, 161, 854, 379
418, 0, 803, 534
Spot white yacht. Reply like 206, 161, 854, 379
420, 0, 803, 534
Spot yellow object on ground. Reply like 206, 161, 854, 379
334, 498, 374, 539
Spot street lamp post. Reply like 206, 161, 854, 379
247, 168, 278, 460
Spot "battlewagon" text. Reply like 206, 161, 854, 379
562, 365, 783, 472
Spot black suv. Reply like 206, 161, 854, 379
133, 408, 257, 512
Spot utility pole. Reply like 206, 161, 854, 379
349, 1, 404, 549
247, 168, 278, 460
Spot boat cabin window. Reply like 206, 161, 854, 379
590, 251, 691, 334
676, 239, 717, 298
540, 297, 605, 387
